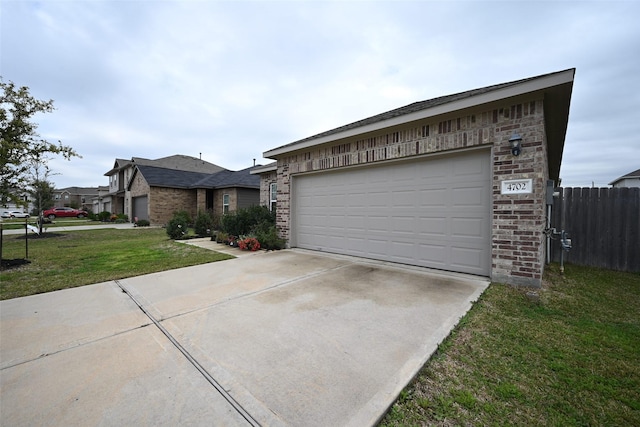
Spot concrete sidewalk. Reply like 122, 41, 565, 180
0, 222, 139, 235
0, 248, 489, 426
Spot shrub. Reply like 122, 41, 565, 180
221, 213, 241, 237
221, 205, 275, 237
166, 212, 189, 240
194, 210, 214, 237
136, 219, 150, 227
238, 237, 261, 251
172, 210, 192, 226
216, 231, 228, 244
254, 224, 286, 250
98, 211, 111, 222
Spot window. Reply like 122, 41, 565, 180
269, 183, 277, 212
223, 194, 230, 214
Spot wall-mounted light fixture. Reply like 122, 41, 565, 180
509, 133, 522, 156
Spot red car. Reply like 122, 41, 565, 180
43, 207, 89, 219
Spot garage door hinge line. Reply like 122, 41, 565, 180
114, 280, 261, 427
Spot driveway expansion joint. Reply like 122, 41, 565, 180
113, 279, 262, 427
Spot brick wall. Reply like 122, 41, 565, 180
212, 188, 239, 215
129, 174, 149, 200
150, 187, 197, 225
490, 101, 548, 287
196, 188, 207, 214
271, 97, 548, 286
259, 171, 277, 206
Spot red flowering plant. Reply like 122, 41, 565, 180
238, 237, 261, 251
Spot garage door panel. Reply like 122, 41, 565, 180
419, 189, 448, 207
453, 154, 486, 175
451, 247, 484, 269
346, 215, 365, 229
367, 240, 390, 257
293, 150, 490, 276
452, 187, 486, 206
393, 190, 417, 206
389, 242, 417, 262
392, 216, 416, 234
417, 244, 447, 264
451, 217, 486, 238
367, 216, 390, 232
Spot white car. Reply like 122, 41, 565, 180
6, 211, 30, 218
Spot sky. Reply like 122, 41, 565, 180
1, 0, 639, 189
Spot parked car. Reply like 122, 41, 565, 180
1, 210, 30, 218
42, 207, 89, 219
10, 211, 30, 218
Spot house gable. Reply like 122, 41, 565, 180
609, 168, 640, 188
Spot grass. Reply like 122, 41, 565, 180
0, 227, 232, 300
380, 263, 640, 426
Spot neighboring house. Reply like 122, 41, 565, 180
91, 186, 111, 214
104, 154, 226, 219
127, 164, 260, 225
1, 188, 33, 213
255, 69, 575, 288
608, 168, 640, 188
53, 187, 98, 212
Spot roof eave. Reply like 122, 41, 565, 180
250, 163, 278, 174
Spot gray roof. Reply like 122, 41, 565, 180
137, 154, 226, 174
133, 166, 209, 189
131, 165, 260, 190
194, 166, 261, 188
55, 187, 99, 195
105, 154, 225, 176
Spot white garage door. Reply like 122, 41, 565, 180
292, 149, 491, 276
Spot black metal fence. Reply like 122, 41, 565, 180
550, 187, 640, 272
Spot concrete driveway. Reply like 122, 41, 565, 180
0, 246, 489, 426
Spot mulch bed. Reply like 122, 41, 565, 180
11, 232, 66, 240
0, 258, 31, 270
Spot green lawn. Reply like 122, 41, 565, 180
0, 227, 232, 300
380, 263, 640, 426
0, 216, 94, 230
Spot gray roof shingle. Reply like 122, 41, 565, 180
133, 165, 260, 190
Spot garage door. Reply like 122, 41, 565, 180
132, 196, 148, 221
292, 149, 491, 276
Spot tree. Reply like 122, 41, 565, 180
1, 78, 79, 207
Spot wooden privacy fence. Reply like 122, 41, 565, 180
550, 187, 640, 272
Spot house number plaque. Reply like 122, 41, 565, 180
501, 179, 533, 194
